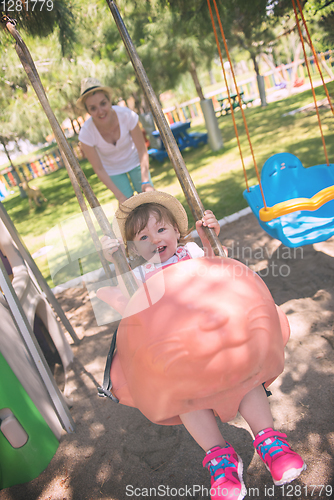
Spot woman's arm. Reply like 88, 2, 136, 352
130, 124, 154, 193
80, 142, 128, 203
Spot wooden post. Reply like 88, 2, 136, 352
106, 1, 226, 258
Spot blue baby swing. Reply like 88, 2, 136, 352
243, 0, 334, 248
244, 153, 334, 248
208, 0, 334, 248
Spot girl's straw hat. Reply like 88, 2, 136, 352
114, 191, 188, 241
76, 78, 113, 110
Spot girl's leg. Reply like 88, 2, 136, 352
239, 385, 306, 486
128, 165, 153, 193
109, 173, 134, 198
180, 409, 226, 452
238, 385, 274, 437
180, 410, 246, 499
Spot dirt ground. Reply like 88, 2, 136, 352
1, 212, 334, 500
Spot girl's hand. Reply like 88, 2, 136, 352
100, 235, 121, 262
196, 210, 220, 237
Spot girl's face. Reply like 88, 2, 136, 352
132, 215, 180, 264
84, 91, 111, 123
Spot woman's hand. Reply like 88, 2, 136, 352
100, 235, 122, 262
141, 183, 155, 193
117, 194, 128, 205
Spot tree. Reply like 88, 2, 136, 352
273, 0, 334, 50
134, 0, 220, 100
0, 0, 76, 56
0, 93, 26, 195
0, 0, 81, 155
156, 1, 272, 77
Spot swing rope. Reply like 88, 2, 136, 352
295, 0, 334, 117
207, 0, 248, 192
292, 0, 330, 166
207, 0, 268, 210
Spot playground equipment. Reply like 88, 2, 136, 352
0, 7, 224, 462
0, 207, 76, 488
0, 218, 74, 373
207, 0, 333, 248
0, 265, 75, 487
244, 0, 334, 247
0, 353, 60, 489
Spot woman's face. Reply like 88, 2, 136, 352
84, 91, 112, 123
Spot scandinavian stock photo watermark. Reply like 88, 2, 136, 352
224, 241, 304, 279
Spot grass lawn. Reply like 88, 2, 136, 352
2, 83, 333, 287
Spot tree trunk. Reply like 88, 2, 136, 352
189, 60, 205, 101
251, 55, 267, 106
251, 54, 260, 76
209, 68, 216, 85
70, 118, 77, 136
0, 138, 26, 198
131, 90, 142, 114
70, 104, 81, 130
289, 41, 303, 93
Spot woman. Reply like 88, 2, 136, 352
77, 78, 154, 204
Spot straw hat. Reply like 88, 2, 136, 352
113, 191, 189, 241
76, 78, 113, 110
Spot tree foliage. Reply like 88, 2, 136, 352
1, 0, 333, 154
273, 0, 334, 50
0, 0, 76, 56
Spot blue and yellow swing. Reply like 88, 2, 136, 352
209, 0, 334, 248
244, 152, 334, 248
244, 0, 334, 247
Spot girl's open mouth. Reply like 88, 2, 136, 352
155, 246, 167, 254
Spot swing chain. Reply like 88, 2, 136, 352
0, 13, 17, 26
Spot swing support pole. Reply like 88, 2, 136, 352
1, 14, 138, 298
106, 1, 226, 258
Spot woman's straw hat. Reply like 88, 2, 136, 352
113, 191, 189, 241
76, 78, 113, 110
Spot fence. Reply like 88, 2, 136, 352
162, 50, 334, 124
0, 143, 83, 190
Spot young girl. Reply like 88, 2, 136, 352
99, 191, 306, 500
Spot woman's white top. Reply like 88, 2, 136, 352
78, 105, 140, 175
